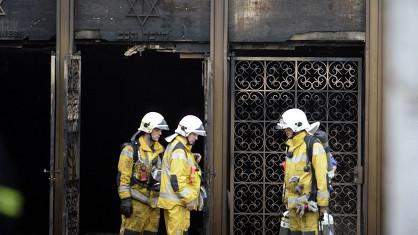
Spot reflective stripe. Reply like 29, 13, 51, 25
121, 149, 133, 158
287, 153, 307, 164
0, 185, 23, 218
288, 195, 308, 207
163, 167, 171, 177
118, 185, 131, 193
165, 182, 172, 193
312, 144, 326, 156
178, 188, 192, 199
142, 151, 150, 166
159, 192, 181, 202
171, 152, 187, 161
317, 191, 330, 199
131, 190, 149, 204
149, 195, 159, 208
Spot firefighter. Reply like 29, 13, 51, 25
277, 108, 329, 235
117, 112, 169, 235
157, 115, 206, 235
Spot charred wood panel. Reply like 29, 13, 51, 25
0, 0, 55, 40
229, 0, 365, 42
75, 0, 210, 42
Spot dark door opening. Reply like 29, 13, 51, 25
78, 45, 205, 234
0, 47, 51, 234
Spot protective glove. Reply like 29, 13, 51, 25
186, 201, 196, 211
307, 201, 318, 212
320, 206, 328, 215
296, 203, 306, 217
193, 153, 202, 163
120, 198, 133, 217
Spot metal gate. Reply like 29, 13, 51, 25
49, 54, 81, 235
230, 57, 362, 235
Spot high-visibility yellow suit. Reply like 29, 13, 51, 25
157, 135, 201, 235
284, 131, 329, 235
117, 135, 164, 235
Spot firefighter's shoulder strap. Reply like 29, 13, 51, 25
305, 134, 321, 201
121, 130, 141, 185
172, 141, 186, 156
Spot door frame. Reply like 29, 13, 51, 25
365, 0, 383, 234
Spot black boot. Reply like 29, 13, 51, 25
124, 229, 141, 235
143, 231, 157, 235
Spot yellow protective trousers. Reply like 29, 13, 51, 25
289, 209, 319, 235
119, 200, 160, 235
163, 205, 190, 235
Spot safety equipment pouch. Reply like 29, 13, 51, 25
279, 210, 290, 235
319, 212, 335, 235
189, 165, 197, 183
148, 169, 161, 192
140, 165, 148, 181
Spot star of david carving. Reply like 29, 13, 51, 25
126, 0, 160, 26
0, 0, 5, 16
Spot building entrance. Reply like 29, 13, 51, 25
78, 45, 205, 234
0, 47, 51, 234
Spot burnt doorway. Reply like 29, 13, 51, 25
0, 47, 51, 234
78, 45, 205, 234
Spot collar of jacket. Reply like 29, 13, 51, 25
174, 135, 193, 152
138, 135, 164, 153
286, 130, 307, 152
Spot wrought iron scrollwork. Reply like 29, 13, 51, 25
266, 61, 296, 90
297, 92, 327, 121
234, 153, 264, 182
67, 58, 81, 133
329, 61, 358, 90
297, 61, 327, 90
64, 179, 80, 235
235, 61, 264, 90
235, 91, 264, 120
64, 56, 81, 235
231, 58, 361, 234
234, 215, 263, 235
234, 122, 264, 151
234, 184, 263, 213
266, 92, 294, 120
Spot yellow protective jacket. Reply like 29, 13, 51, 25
284, 131, 329, 208
157, 135, 201, 210
117, 135, 164, 207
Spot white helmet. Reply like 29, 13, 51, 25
277, 108, 320, 133
165, 115, 206, 142
175, 115, 206, 137
138, 112, 169, 133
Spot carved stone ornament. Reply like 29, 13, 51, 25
0, 0, 5, 16
126, 0, 160, 26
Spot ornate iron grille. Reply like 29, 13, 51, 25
230, 57, 362, 235
63, 55, 81, 235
